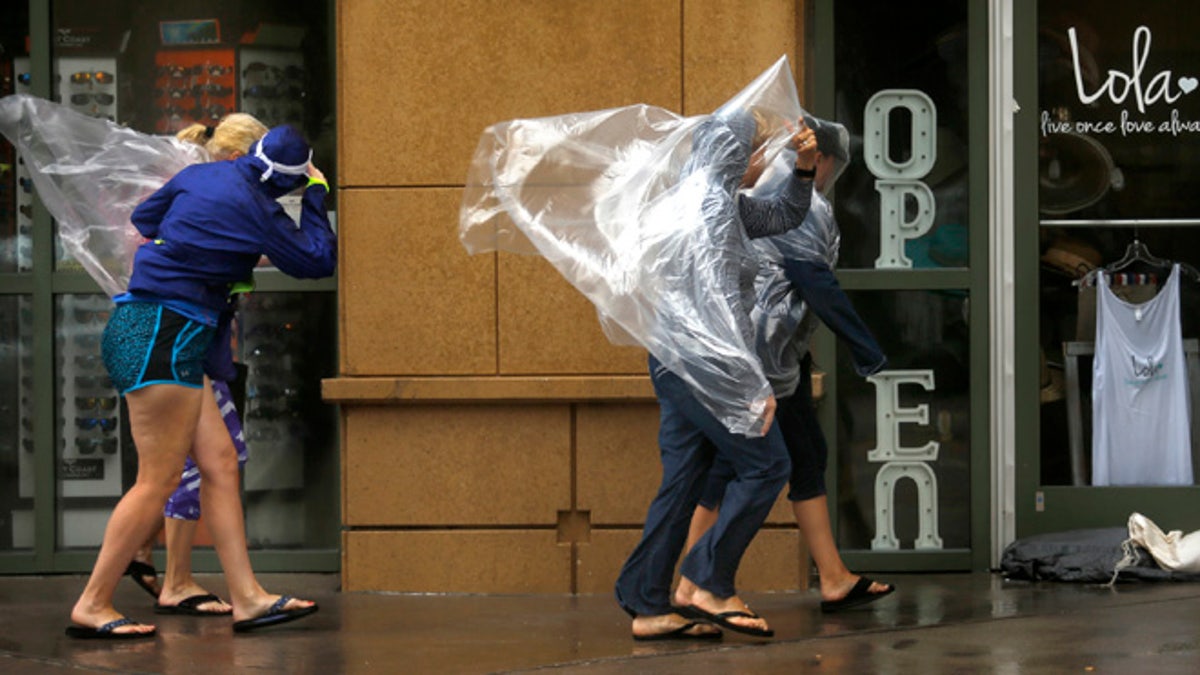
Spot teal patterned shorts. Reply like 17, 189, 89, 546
101, 302, 214, 394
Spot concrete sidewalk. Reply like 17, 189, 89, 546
2, 571, 1199, 673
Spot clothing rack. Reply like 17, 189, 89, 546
1075, 235, 1200, 287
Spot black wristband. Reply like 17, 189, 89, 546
793, 166, 816, 179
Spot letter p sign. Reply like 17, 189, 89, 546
864, 90, 938, 269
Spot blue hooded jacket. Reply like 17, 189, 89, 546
124, 125, 337, 324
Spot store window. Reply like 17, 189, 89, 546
833, 1, 970, 272
49, 0, 336, 279
1, 1, 336, 565
1038, 1, 1200, 487
830, 1, 973, 557
1, 2, 33, 554
835, 290, 972, 551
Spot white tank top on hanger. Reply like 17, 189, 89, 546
1092, 264, 1193, 486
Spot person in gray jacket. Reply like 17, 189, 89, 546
684, 116, 895, 614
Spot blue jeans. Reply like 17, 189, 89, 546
700, 353, 827, 508
614, 355, 791, 617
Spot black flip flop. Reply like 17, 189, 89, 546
819, 576, 895, 613
65, 617, 156, 640
155, 593, 233, 616
232, 595, 318, 633
678, 605, 774, 638
632, 621, 723, 642
125, 559, 160, 600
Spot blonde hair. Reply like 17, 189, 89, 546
750, 107, 785, 149
176, 113, 269, 160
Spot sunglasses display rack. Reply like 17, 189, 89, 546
1, 58, 15, 270
238, 293, 308, 494
56, 294, 122, 499
238, 47, 306, 132
9, 57, 32, 274
153, 48, 236, 135
14, 296, 35, 504
55, 56, 119, 124
237, 292, 336, 547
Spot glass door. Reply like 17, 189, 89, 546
817, 0, 991, 571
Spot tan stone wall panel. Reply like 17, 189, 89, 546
737, 528, 805, 591
498, 255, 647, 375
339, 188, 496, 375
344, 405, 570, 525
345, 530, 572, 593
575, 529, 642, 595
683, 0, 802, 116
576, 403, 795, 525
339, 0, 683, 187
576, 403, 661, 524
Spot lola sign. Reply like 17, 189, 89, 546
1070, 25, 1196, 113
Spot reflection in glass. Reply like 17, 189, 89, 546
834, 290, 971, 551
833, 0, 970, 269
0, 296, 35, 550
236, 292, 338, 549
55, 294, 123, 548
47, 0, 338, 273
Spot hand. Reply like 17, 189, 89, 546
791, 119, 818, 172
307, 163, 326, 184
758, 395, 777, 434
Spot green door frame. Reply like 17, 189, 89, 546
810, 0, 993, 572
0, 0, 340, 575
1012, 0, 1200, 538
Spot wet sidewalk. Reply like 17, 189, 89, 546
2, 571, 1199, 673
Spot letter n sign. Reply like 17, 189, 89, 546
864, 90, 938, 269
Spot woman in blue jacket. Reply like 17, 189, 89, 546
67, 125, 336, 639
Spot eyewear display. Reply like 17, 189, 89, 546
74, 375, 113, 389
71, 71, 114, 85
73, 307, 110, 323
192, 103, 228, 120
74, 396, 118, 411
73, 354, 104, 368
74, 437, 118, 455
75, 416, 117, 432
70, 92, 116, 106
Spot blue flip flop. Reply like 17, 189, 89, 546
65, 617, 156, 640
232, 595, 318, 633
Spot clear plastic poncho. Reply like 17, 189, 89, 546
0, 94, 209, 296
460, 57, 809, 436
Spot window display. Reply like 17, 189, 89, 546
2, 1, 336, 563
1038, 0, 1200, 486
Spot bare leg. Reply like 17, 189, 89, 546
69, 384, 203, 635
190, 377, 313, 622
157, 516, 231, 613
792, 496, 889, 601
682, 505, 719, 559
